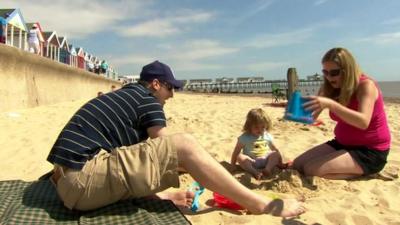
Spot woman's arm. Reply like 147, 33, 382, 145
304, 80, 378, 130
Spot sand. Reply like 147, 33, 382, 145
0, 93, 399, 225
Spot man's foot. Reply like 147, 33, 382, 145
265, 198, 306, 218
155, 191, 195, 208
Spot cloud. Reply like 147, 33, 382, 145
245, 28, 314, 48
230, 0, 275, 24
2, 0, 146, 38
109, 39, 238, 73
118, 20, 180, 38
360, 31, 400, 45
116, 10, 214, 38
172, 40, 238, 61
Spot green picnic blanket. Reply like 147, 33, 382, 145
0, 179, 191, 225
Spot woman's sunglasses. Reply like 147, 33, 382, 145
322, 69, 341, 77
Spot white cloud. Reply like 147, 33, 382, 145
118, 20, 180, 38
360, 31, 400, 45
109, 39, 238, 73
245, 28, 314, 48
2, 0, 146, 38
111, 55, 157, 68
230, 0, 275, 25
116, 10, 214, 38
172, 40, 238, 61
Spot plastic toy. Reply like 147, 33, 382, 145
284, 91, 314, 124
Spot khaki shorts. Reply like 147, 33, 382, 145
54, 136, 180, 211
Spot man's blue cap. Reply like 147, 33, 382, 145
140, 60, 183, 89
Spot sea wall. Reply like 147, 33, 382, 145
0, 44, 121, 112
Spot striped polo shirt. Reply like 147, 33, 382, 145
47, 83, 166, 169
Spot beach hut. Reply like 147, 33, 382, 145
0, 8, 28, 50
76, 47, 85, 69
68, 45, 78, 67
58, 36, 70, 65
26, 22, 45, 56
42, 31, 60, 61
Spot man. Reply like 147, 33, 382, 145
47, 60, 305, 217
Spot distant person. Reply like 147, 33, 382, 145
94, 62, 100, 74
100, 60, 108, 75
46, 60, 305, 217
231, 108, 285, 179
28, 24, 40, 55
293, 47, 391, 179
0, 17, 6, 44
87, 60, 94, 73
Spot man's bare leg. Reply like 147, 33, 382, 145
154, 191, 195, 208
172, 133, 306, 217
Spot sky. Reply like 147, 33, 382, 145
3, 0, 400, 81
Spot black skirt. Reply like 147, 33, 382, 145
326, 139, 389, 175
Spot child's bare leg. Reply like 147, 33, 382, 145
263, 152, 282, 176
237, 154, 262, 179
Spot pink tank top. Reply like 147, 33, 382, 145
329, 75, 391, 151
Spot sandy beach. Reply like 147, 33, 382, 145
0, 93, 399, 225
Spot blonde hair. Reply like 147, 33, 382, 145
321, 47, 362, 105
242, 108, 272, 133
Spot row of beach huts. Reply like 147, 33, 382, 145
0, 8, 118, 80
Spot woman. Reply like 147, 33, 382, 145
293, 47, 391, 179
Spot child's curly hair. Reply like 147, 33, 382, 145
242, 108, 272, 133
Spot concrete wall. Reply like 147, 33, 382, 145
0, 44, 121, 112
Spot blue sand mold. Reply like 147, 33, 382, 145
284, 91, 314, 124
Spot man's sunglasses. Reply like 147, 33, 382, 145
322, 69, 341, 77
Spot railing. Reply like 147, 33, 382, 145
185, 80, 323, 96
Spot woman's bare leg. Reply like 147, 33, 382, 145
303, 150, 364, 179
292, 143, 336, 173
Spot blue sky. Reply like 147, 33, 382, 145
3, 0, 400, 81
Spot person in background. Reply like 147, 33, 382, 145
47, 60, 305, 217
293, 47, 391, 179
28, 24, 41, 55
0, 17, 7, 44
100, 60, 108, 75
